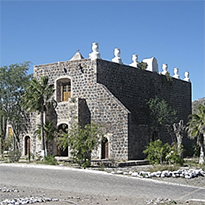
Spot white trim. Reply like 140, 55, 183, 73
57, 121, 69, 127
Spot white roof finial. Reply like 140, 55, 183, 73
160, 64, 168, 75
184, 71, 190, 82
173, 67, 180, 79
129, 54, 138, 68
89, 42, 101, 60
112, 48, 123, 64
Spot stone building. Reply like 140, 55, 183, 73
19, 43, 192, 161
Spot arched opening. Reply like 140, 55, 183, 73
56, 124, 68, 156
56, 78, 71, 102
101, 137, 108, 159
25, 136, 30, 155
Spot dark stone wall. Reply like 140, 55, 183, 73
96, 59, 192, 159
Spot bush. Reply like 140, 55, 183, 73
143, 140, 170, 164
58, 122, 104, 168
8, 150, 21, 162
144, 140, 184, 165
43, 154, 58, 165
166, 143, 184, 165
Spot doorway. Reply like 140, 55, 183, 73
57, 124, 68, 156
101, 137, 108, 159
25, 136, 30, 155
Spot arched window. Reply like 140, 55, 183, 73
56, 78, 71, 102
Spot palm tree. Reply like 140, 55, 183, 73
34, 121, 57, 156
22, 76, 56, 158
187, 104, 205, 164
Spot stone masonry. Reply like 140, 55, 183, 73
19, 44, 192, 161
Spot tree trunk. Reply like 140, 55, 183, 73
198, 134, 204, 164
40, 111, 45, 158
199, 145, 204, 164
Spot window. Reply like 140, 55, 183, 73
56, 78, 71, 102
8, 127, 13, 138
62, 83, 71, 101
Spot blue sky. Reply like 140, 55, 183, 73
0, 0, 204, 102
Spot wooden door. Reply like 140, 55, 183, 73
62, 84, 71, 101
25, 136, 30, 155
101, 138, 108, 159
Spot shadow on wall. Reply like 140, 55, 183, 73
78, 99, 91, 128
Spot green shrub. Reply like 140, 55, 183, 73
8, 150, 21, 162
44, 154, 58, 165
58, 122, 104, 168
166, 143, 184, 165
144, 140, 184, 165
143, 140, 170, 164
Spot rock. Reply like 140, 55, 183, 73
132, 172, 140, 177
161, 174, 166, 178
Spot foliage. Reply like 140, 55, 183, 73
143, 140, 170, 164
1, 137, 13, 159
165, 72, 173, 82
193, 143, 200, 158
187, 104, 205, 164
146, 96, 177, 139
34, 121, 57, 154
137, 61, 148, 70
8, 150, 21, 162
43, 154, 58, 165
165, 143, 184, 165
143, 140, 183, 165
2, 137, 13, 151
22, 76, 57, 157
58, 122, 104, 167
0, 62, 32, 152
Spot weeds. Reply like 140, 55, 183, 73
146, 164, 181, 173
99, 164, 105, 171
37, 155, 58, 165
8, 150, 21, 163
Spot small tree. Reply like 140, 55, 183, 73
58, 122, 104, 167
0, 62, 31, 154
187, 104, 205, 164
34, 121, 57, 156
173, 120, 186, 157
143, 140, 170, 164
146, 96, 177, 140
